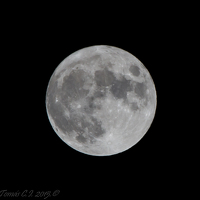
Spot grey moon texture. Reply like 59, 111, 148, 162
46, 45, 157, 156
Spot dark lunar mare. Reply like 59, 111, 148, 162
129, 64, 140, 76
95, 68, 115, 87
94, 67, 134, 102
84, 96, 97, 114
61, 69, 89, 102
73, 115, 106, 143
130, 102, 139, 111
93, 88, 107, 99
110, 76, 133, 101
76, 135, 87, 143
90, 116, 105, 137
46, 61, 107, 144
134, 82, 147, 100
47, 93, 106, 144
130, 81, 149, 111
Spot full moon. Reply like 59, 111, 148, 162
46, 45, 157, 156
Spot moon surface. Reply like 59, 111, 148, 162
46, 45, 157, 156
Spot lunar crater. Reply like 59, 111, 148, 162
46, 45, 157, 156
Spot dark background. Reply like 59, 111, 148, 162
1, 2, 187, 199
